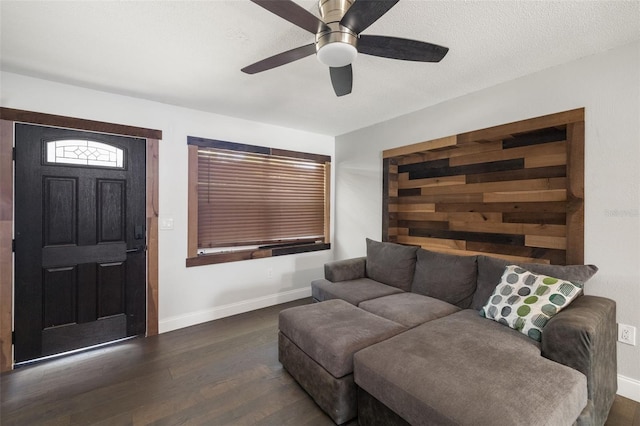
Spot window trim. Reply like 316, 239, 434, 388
186, 137, 331, 267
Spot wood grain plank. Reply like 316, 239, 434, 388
566, 120, 585, 264
525, 153, 567, 168
466, 241, 566, 264
187, 145, 199, 258
382, 158, 392, 241
0, 107, 162, 140
186, 249, 273, 267
449, 221, 566, 237
421, 177, 567, 196
446, 212, 503, 222
146, 139, 160, 337
397, 235, 466, 250
435, 201, 567, 213
502, 212, 566, 225
397, 140, 504, 165
483, 189, 567, 203
397, 212, 450, 221
525, 235, 567, 250
415, 246, 550, 264
402, 158, 524, 180
396, 203, 436, 213
450, 140, 566, 167
383, 135, 457, 158
465, 165, 566, 184
410, 228, 525, 246
0, 119, 14, 372
399, 174, 466, 189
407, 193, 485, 204
324, 162, 331, 244
456, 108, 584, 145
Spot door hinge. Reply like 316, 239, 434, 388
12, 239, 15, 252
12, 147, 16, 161
12, 331, 15, 344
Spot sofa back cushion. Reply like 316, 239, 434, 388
366, 238, 418, 291
410, 249, 478, 308
471, 255, 599, 311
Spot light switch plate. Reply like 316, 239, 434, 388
160, 218, 174, 230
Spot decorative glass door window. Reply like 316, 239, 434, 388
46, 140, 124, 168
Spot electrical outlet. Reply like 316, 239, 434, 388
618, 324, 636, 346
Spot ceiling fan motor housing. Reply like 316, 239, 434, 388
316, 0, 358, 67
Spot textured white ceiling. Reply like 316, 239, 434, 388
1, 1, 639, 136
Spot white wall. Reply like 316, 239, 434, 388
1, 71, 335, 333
335, 41, 640, 401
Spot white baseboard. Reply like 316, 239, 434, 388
618, 374, 640, 403
158, 287, 311, 333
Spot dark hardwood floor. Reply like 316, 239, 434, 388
1, 298, 639, 425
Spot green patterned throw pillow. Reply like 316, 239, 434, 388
480, 265, 583, 341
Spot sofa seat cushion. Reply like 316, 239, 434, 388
312, 277, 404, 306
359, 293, 461, 328
354, 310, 588, 426
279, 299, 406, 378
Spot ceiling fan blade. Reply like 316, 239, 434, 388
329, 65, 353, 97
358, 35, 449, 62
250, 0, 330, 34
340, 0, 399, 34
242, 43, 316, 74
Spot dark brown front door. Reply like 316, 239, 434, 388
14, 124, 146, 363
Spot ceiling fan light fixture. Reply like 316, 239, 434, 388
317, 42, 358, 67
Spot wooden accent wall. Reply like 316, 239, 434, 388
383, 109, 585, 265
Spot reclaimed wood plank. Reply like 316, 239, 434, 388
448, 221, 566, 237
421, 177, 567, 196
383, 135, 457, 158
525, 153, 567, 168
397, 140, 504, 165
450, 140, 566, 167
456, 108, 584, 145
483, 189, 567, 203
525, 235, 567, 250
397, 235, 466, 250
395, 203, 436, 213
398, 174, 466, 189
435, 201, 567, 213
465, 165, 566, 184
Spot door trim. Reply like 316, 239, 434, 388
0, 108, 161, 371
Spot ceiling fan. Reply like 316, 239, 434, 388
241, 0, 449, 97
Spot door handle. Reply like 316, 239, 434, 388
126, 246, 145, 254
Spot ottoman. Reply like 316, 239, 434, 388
278, 299, 406, 424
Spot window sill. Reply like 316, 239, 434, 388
186, 242, 331, 267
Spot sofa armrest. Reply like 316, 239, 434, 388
541, 295, 617, 426
324, 257, 367, 282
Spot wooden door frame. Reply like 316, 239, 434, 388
0, 108, 161, 372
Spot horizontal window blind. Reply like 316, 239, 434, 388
197, 147, 327, 249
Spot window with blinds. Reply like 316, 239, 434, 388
186, 137, 331, 266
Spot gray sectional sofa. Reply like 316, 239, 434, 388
282, 239, 617, 425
